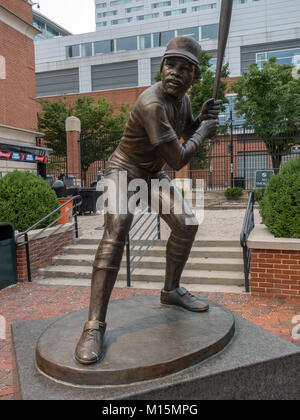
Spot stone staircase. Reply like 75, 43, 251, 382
36, 237, 246, 292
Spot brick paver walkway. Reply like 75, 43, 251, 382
0, 283, 299, 400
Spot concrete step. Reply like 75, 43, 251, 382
77, 238, 241, 247
38, 265, 244, 286
63, 244, 243, 258
34, 277, 245, 294
53, 254, 244, 272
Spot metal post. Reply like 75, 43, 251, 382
243, 125, 246, 189
126, 234, 131, 287
74, 198, 79, 239
230, 110, 234, 188
157, 215, 161, 240
24, 233, 32, 282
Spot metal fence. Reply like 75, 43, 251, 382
47, 122, 300, 191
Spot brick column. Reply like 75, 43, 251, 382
65, 116, 81, 185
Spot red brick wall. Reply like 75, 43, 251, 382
0, 2, 38, 132
250, 249, 300, 299
0, 0, 33, 24
37, 86, 148, 114
16, 229, 74, 282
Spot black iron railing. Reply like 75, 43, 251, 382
240, 191, 255, 292
126, 209, 161, 287
16, 195, 81, 282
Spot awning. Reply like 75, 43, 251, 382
0, 140, 53, 163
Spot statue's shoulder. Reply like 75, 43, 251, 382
138, 82, 163, 104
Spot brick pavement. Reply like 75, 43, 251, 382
0, 283, 299, 400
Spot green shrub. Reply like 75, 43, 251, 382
251, 189, 263, 203
224, 187, 243, 199
0, 171, 60, 232
259, 158, 300, 238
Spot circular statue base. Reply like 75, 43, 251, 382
36, 296, 235, 386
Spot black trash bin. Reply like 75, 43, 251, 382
0, 223, 17, 290
52, 179, 66, 198
79, 188, 102, 214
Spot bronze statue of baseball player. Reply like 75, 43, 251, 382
75, 36, 222, 365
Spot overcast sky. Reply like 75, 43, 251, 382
33, 0, 96, 34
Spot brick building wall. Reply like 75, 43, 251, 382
0, 0, 33, 24
16, 226, 75, 282
250, 249, 300, 299
0, 1, 38, 132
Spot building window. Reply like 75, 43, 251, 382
94, 40, 114, 54
152, 1, 171, 8
139, 34, 151, 49
177, 27, 199, 41
97, 10, 117, 17
66, 45, 80, 59
96, 2, 107, 8
202, 23, 219, 40
116, 36, 137, 51
163, 8, 187, 16
233, 0, 247, 4
97, 21, 108, 27
192, 3, 217, 12
154, 30, 175, 47
111, 17, 132, 24
219, 95, 245, 126
126, 6, 144, 13
137, 13, 159, 20
82, 43, 93, 57
110, 0, 132, 5
257, 48, 300, 69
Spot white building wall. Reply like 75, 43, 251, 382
34, 0, 300, 94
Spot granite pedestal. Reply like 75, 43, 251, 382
12, 296, 300, 400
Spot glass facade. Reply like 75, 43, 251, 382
152, 1, 171, 8
94, 40, 114, 54
139, 34, 151, 49
219, 95, 245, 125
177, 27, 199, 41
65, 23, 220, 59
154, 30, 175, 47
82, 43, 93, 57
202, 23, 219, 39
163, 8, 187, 16
33, 17, 60, 40
257, 48, 300, 69
116, 36, 137, 51
66, 45, 80, 59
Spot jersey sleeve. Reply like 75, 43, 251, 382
142, 102, 178, 147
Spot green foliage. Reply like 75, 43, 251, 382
232, 58, 300, 172
259, 158, 300, 238
224, 187, 243, 199
0, 171, 60, 232
251, 189, 263, 203
38, 96, 130, 157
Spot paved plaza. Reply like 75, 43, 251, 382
0, 208, 299, 400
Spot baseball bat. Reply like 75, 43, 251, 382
213, 0, 234, 100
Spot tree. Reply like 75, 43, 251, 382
155, 50, 230, 169
38, 96, 130, 182
232, 58, 300, 172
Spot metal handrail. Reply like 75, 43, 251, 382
240, 191, 255, 292
16, 195, 82, 282
126, 209, 160, 287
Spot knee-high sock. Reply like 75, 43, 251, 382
164, 233, 194, 291
88, 239, 125, 322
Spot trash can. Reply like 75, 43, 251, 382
0, 223, 17, 290
52, 179, 66, 198
57, 197, 73, 225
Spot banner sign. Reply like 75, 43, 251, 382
0, 149, 48, 163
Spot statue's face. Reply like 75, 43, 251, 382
161, 57, 195, 98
